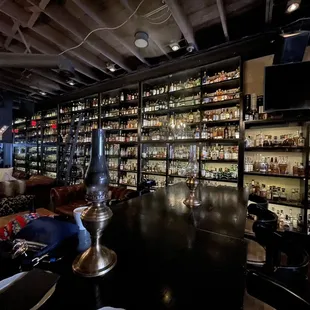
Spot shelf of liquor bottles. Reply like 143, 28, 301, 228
100, 84, 139, 189
141, 57, 241, 189
243, 100, 310, 233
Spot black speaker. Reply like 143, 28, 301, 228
273, 31, 310, 65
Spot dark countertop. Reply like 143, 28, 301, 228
43, 183, 249, 309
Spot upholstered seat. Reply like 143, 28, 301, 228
51, 184, 138, 217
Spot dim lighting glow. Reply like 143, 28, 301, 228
170, 43, 180, 51
40, 91, 47, 96
286, 0, 301, 13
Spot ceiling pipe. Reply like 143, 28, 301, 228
71, 0, 150, 66
0, 2, 107, 79
164, 0, 198, 51
265, 0, 274, 24
0, 19, 99, 82
0, 53, 74, 72
40, 3, 132, 72
216, 0, 229, 41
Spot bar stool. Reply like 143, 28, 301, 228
245, 203, 278, 267
246, 270, 310, 310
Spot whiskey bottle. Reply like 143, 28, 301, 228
298, 132, 305, 147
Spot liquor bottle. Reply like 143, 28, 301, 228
298, 132, 305, 147
244, 94, 251, 121
219, 145, 224, 160
195, 126, 200, 139
120, 92, 124, 102
235, 125, 239, 139
224, 126, 228, 139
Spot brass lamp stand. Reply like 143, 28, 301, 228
183, 145, 201, 208
72, 129, 117, 277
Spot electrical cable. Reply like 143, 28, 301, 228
58, 0, 145, 56
146, 13, 172, 25
143, 7, 170, 21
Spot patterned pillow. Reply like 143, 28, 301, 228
0, 195, 35, 217
0, 213, 40, 241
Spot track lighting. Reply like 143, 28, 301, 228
169, 43, 180, 51
67, 80, 75, 86
40, 91, 46, 96
107, 63, 116, 72
134, 32, 149, 48
286, 0, 301, 13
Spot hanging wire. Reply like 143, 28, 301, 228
58, 0, 145, 56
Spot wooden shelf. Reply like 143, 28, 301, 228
267, 200, 304, 209
245, 147, 304, 152
200, 98, 239, 110
142, 171, 166, 176
201, 159, 238, 163
201, 119, 239, 126
244, 171, 304, 179
202, 78, 239, 90
201, 177, 237, 183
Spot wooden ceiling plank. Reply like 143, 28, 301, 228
165, 0, 198, 50
71, 0, 150, 66
216, 0, 229, 41
4, 21, 20, 49
2, 68, 58, 95
32, 23, 113, 76
42, 3, 132, 72
0, 1, 110, 77
28, 0, 51, 28
265, 0, 273, 24
0, 19, 99, 82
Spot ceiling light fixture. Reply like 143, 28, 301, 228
134, 31, 149, 48
67, 80, 75, 86
169, 43, 180, 51
286, 0, 301, 13
40, 91, 47, 96
107, 63, 116, 72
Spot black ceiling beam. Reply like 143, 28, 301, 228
37, 31, 278, 111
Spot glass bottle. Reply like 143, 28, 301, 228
298, 132, 305, 147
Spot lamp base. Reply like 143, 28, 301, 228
72, 245, 117, 277
183, 196, 201, 208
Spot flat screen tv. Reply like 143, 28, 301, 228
264, 61, 310, 112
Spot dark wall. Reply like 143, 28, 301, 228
0, 92, 12, 143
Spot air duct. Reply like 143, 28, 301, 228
0, 53, 74, 76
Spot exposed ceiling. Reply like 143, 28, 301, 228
0, 0, 309, 106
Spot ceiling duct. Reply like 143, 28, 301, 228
0, 53, 74, 76
273, 31, 310, 64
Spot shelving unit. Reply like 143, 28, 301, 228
13, 55, 310, 233
140, 57, 241, 188
244, 119, 309, 233
101, 84, 139, 189
12, 117, 27, 173
58, 95, 99, 184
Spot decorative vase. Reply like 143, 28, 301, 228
183, 145, 201, 208
72, 129, 117, 277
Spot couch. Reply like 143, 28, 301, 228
51, 184, 138, 216
0, 171, 57, 217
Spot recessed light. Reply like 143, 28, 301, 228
169, 43, 180, 51
107, 63, 116, 72
286, 0, 301, 13
40, 91, 47, 96
67, 80, 75, 86
134, 32, 149, 48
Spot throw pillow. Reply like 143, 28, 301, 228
0, 168, 13, 181
0, 212, 40, 241
0, 195, 35, 217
